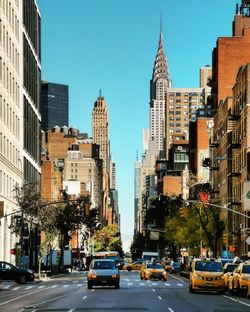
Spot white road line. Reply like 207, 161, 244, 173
25, 286, 34, 290
169, 275, 185, 283
152, 289, 156, 292
164, 283, 171, 286
50, 285, 58, 288
91, 289, 94, 292
152, 283, 158, 286
3, 285, 11, 289
82, 296, 87, 300
12, 287, 20, 291
37, 285, 46, 289
31, 295, 66, 308
139, 283, 145, 286
223, 295, 250, 307
168, 308, 175, 312
158, 296, 162, 300
63, 285, 70, 288
177, 283, 183, 287
72, 281, 77, 283
76, 284, 83, 287
128, 282, 133, 286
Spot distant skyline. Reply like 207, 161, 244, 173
37, 0, 237, 251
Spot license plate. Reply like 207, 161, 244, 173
206, 283, 213, 287
101, 280, 107, 284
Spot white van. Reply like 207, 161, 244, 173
142, 251, 159, 261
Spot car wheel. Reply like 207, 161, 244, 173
115, 283, 120, 289
189, 283, 194, 293
127, 267, 132, 271
87, 282, 92, 289
17, 275, 27, 284
140, 275, 143, 280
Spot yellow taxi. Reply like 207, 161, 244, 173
247, 281, 250, 299
223, 262, 239, 288
189, 258, 225, 293
123, 259, 145, 271
228, 262, 250, 294
140, 262, 167, 281
164, 260, 173, 272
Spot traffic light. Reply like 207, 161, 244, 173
222, 233, 228, 245
10, 248, 16, 255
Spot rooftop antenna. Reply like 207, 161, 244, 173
99, 89, 102, 97
160, 13, 163, 33
136, 149, 138, 161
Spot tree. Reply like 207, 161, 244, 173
94, 224, 123, 257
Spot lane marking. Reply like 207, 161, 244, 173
12, 287, 20, 291
3, 285, 11, 289
158, 296, 162, 300
50, 285, 58, 288
139, 283, 145, 286
31, 294, 66, 308
164, 283, 171, 286
152, 283, 158, 286
91, 289, 95, 292
63, 285, 69, 288
169, 275, 185, 283
76, 284, 84, 287
37, 286, 46, 289
152, 288, 156, 292
25, 286, 34, 290
223, 295, 250, 307
168, 308, 175, 312
177, 283, 183, 287
82, 296, 87, 300
128, 282, 133, 286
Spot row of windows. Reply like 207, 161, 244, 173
0, 169, 19, 200
0, 57, 20, 105
0, 132, 21, 167
0, 19, 20, 72
0, 0, 20, 41
0, 95, 20, 138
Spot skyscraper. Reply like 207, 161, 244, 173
0, 0, 41, 263
150, 28, 171, 156
41, 81, 69, 132
92, 92, 109, 172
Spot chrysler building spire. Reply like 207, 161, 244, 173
149, 23, 171, 156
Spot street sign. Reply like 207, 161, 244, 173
246, 235, 250, 245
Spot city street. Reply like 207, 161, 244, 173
0, 271, 250, 312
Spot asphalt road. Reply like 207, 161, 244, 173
0, 271, 250, 312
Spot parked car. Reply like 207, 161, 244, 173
0, 261, 35, 284
87, 259, 120, 289
223, 262, 239, 288
170, 261, 181, 273
228, 262, 250, 294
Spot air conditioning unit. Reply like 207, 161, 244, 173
239, 223, 244, 229
177, 146, 182, 151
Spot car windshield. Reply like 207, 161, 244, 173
165, 261, 172, 265
195, 261, 223, 272
172, 262, 180, 267
147, 263, 164, 269
242, 265, 250, 274
224, 264, 238, 273
92, 261, 116, 270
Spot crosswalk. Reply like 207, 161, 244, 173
0, 280, 185, 291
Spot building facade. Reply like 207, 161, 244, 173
41, 81, 69, 132
0, 0, 41, 264
165, 87, 211, 158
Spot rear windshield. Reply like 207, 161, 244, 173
224, 264, 238, 273
91, 261, 116, 270
195, 261, 223, 272
242, 265, 250, 274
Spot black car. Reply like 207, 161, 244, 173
0, 261, 35, 284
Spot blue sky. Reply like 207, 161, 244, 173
37, 0, 236, 251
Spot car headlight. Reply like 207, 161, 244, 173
215, 277, 224, 280
162, 271, 167, 275
242, 276, 250, 281
146, 271, 151, 274
26, 269, 34, 274
112, 274, 119, 279
195, 275, 203, 280
88, 274, 97, 279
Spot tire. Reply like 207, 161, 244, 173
115, 283, 120, 289
16, 275, 27, 284
189, 283, 194, 293
87, 282, 92, 289
140, 275, 143, 280
127, 267, 132, 271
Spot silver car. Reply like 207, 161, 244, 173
87, 259, 120, 289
